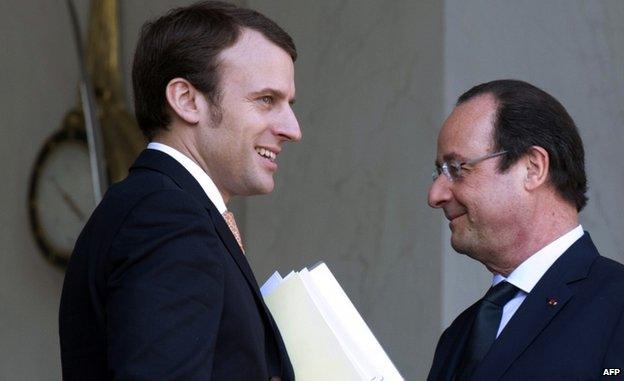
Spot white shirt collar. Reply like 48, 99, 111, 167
147, 142, 227, 214
493, 225, 584, 293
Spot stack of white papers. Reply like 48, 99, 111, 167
261, 262, 403, 381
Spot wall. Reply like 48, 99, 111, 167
244, 1, 443, 378
2, 0, 623, 380
1, 1, 86, 379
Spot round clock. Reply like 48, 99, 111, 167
28, 111, 97, 268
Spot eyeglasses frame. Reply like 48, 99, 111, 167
432, 150, 508, 182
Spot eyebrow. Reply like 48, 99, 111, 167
251, 88, 296, 105
435, 152, 465, 166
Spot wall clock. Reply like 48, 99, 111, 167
28, 0, 144, 269
28, 111, 96, 267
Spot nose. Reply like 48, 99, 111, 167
275, 105, 302, 142
428, 176, 453, 209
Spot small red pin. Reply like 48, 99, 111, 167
548, 298, 558, 306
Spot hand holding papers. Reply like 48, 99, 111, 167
261, 262, 404, 381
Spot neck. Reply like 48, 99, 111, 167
152, 129, 231, 204
484, 193, 579, 276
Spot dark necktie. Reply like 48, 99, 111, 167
455, 281, 519, 380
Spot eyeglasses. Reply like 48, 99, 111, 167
432, 150, 507, 182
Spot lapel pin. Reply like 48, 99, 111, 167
548, 298, 558, 306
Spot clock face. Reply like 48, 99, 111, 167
29, 128, 96, 267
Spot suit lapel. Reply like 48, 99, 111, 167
210, 208, 261, 290
210, 210, 294, 378
438, 305, 479, 381
472, 281, 572, 380
471, 233, 599, 380
132, 149, 290, 376
203, 180, 291, 379
131, 149, 262, 295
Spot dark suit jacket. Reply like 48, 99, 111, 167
428, 233, 624, 381
59, 149, 294, 381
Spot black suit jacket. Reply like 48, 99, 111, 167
428, 233, 624, 381
59, 149, 294, 381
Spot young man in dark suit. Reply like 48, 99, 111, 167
427, 80, 624, 380
59, 2, 301, 380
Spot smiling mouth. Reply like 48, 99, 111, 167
446, 212, 467, 226
449, 213, 465, 221
255, 147, 277, 162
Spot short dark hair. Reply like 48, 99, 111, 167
457, 79, 588, 211
132, 1, 297, 140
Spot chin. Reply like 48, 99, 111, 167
451, 236, 493, 266
250, 179, 275, 195
257, 185, 274, 195
450, 242, 468, 255
450, 234, 472, 255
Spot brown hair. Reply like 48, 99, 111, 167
132, 1, 297, 139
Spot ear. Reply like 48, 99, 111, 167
524, 146, 549, 191
165, 78, 203, 125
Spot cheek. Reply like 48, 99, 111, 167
217, 121, 252, 155
458, 180, 512, 221
453, 181, 483, 210
479, 187, 523, 227
238, 117, 268, 146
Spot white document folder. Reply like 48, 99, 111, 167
261, 262, 403, 381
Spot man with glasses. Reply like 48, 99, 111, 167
427, 80, 624, 380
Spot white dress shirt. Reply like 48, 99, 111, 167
147, 142, 227, 214
492, 225, 584, 337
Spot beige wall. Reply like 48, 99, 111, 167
1, 1, 84, 379
244, 1, 443, 378
2, 1, 623, 380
